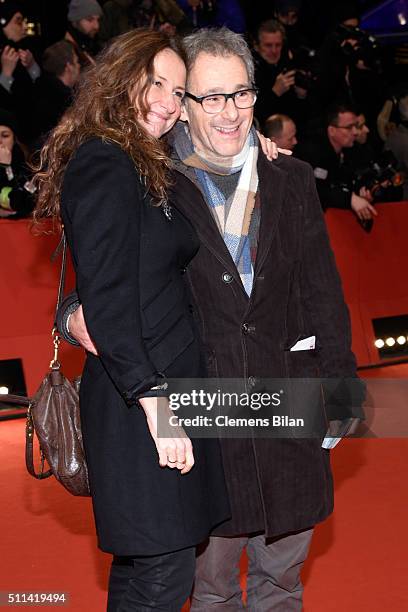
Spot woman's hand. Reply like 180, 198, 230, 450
139, 396, 195, 474
256, 130, 293, 160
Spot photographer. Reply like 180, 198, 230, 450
264, 113, 298, 151
64, 0, 102, 67
385, 93, 408, 199
295, 103, 377, 221
0, 109, 35, 219
315, 3, 385, 130
253, 18, 313, 128
176, 0, 246, 32
32, 41, 81, 145
0, 1, 41, 144
345, 112, 405, 205
273, 0, 311, 52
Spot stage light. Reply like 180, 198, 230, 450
398, 13, 407, 26
374, 339, 385, 349
386, 337, 396, 347
397, 336, 406, 345
0, 386, 9, 394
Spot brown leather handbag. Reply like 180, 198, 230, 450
24, 233, 90, 496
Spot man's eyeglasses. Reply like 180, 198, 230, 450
330, 122, 359, 131
184, 88, 258, 114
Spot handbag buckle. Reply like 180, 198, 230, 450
50, 328, 61, 369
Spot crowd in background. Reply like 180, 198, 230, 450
0, 0, 407, 221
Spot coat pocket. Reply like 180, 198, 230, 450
142, 279, 183, 329
146, 315, 195, 373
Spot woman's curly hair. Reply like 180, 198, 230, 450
33, 29, 186, 224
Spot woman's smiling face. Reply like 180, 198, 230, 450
133, 48, 186, 139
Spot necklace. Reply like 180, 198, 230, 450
162, 200, 172, 221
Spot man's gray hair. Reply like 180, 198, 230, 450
183, 28, 255, 85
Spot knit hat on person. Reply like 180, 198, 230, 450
0, 1, 24, 28
0, 108, 18, 133
68, 0, 102, 23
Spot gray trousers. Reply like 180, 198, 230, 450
190, 529, 313, 611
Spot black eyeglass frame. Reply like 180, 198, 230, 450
184, 88, 259, 113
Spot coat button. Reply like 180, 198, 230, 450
242, 323, 255, 334
248, 376, 257, 387
222, 272, 233, 283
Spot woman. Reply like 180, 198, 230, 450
34, 29, 230, 611
0, 109, 34, 218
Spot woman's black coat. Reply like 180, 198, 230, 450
60, 138, 229, 556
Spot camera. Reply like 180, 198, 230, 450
282, 46, 318, 91
332, 24, 380, 69
353, 151, 405, 202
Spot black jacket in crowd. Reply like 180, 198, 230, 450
253, 49, 313, 129
0, 32, 41, 143
0, 143, 35, 218
295, 130, 354, 210
32, 73, 73, 143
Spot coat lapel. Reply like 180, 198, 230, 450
171, 153, 289, 296
254, 153, 288, 276
172, 168, 246, 289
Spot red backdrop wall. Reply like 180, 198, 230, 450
1, 202, 408, 394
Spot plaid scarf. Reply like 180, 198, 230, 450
173, 123, 259, 296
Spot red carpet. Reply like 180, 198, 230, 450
1, 419, 407, 611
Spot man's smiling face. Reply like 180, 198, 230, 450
181, 52, 254, 158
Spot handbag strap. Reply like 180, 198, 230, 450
23, 231, 68, 481
0, 394, 30, 406
25, 404, 53, 480
53, 231, 67, 329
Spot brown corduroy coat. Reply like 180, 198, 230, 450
170, 151, 360, 537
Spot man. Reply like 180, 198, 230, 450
315, 2, 385, 128
252, 19, 310, 129
264, 113, 297, 150
385, 94, 408, 199
295, 103, 377, 221
274, 0, 307, 51
176, 0, 246, 32
32, 40, 80, 142
65, 0, 102, 66
0, 1, 41, 143
61, 29, 362, 610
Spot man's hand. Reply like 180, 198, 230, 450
69, 304, 98, 355
272, 70, 296, 97
1, 46, 19, 78
351, 192, 378, 220
18, 49, 35, 69
139, 396, 195, 474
